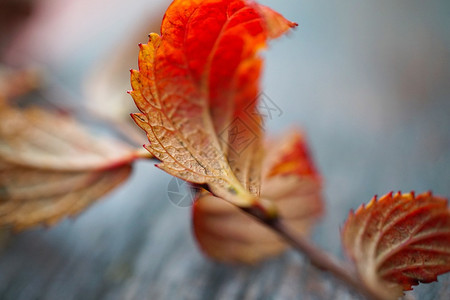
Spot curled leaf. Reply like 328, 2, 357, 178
341, 191, 450, 299
193, 130, 323, 263
0, 104, 148, 231
130, 0, 297, 212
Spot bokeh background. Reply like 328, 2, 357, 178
1, 0, 449, 299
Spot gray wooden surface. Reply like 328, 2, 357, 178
1, 0, 450, 299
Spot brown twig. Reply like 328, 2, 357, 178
244, 209, 384, 300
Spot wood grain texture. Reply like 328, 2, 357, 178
1, 159, 449, 300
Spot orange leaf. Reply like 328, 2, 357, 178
193, 129, 323, 263
130, 0, 297, 209
0, 104, 148, 231
341, 191, 450, 299
263, 129, 319, 179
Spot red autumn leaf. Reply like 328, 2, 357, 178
130, 0, 297, 210
0, 101, 149, 231
341, 191, 450, 300
193, 129, 323, 263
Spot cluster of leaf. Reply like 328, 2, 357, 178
128, 0, 450, 299
1, 0, 449, 299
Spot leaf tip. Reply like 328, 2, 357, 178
378, 191, 392, 203
365, 195, 377, 209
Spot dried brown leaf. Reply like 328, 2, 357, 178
0, 104, 147, 231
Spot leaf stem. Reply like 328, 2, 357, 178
247, 212, 384, 300
133, 147, 155, 160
